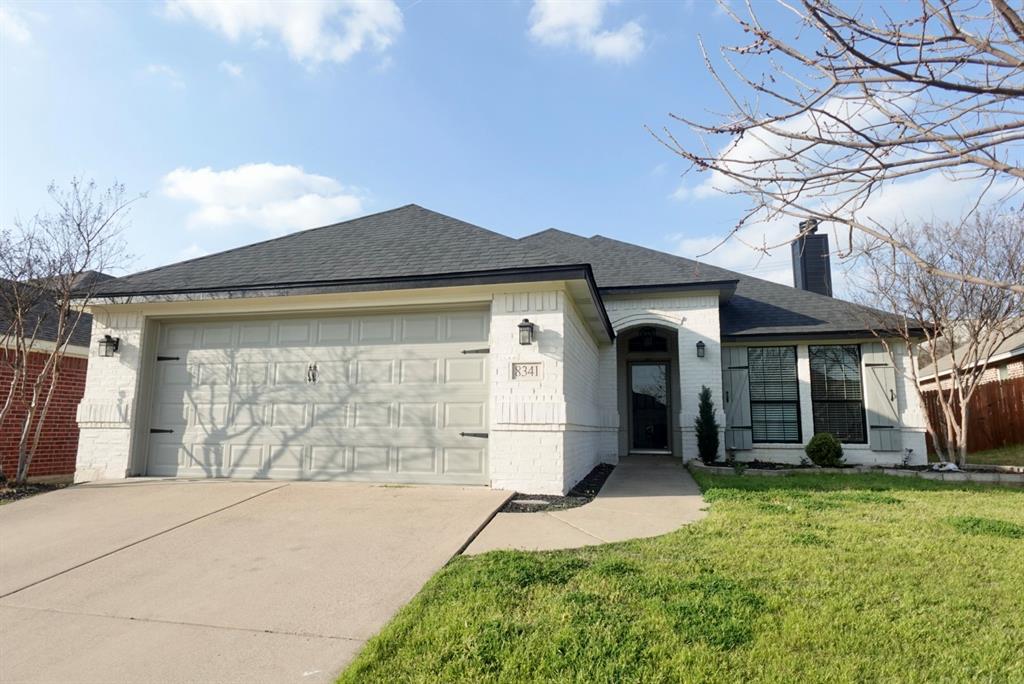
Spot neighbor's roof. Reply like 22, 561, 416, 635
1, 278, 99, 348
518, 229, 897, 340
92, 204, 897, 339
918, 328, 1024, 379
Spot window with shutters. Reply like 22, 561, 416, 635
809, 345, 867, 443
748, 346, 801, 443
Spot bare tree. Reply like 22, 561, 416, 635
0, 179, 137, 484
651, 0, 1024, 293
857, 209, 1024, 467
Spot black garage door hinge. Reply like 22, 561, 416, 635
459, 432, 489, 439
461, 348, 490, 355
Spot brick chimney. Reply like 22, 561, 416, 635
791, 219, 833, 297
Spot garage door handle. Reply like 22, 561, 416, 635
459, 432, 489, 439
149, 428, 174, 434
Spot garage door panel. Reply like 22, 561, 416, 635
311, 403, 349, 427
309, 446, 348, 473
446, 312, 489, 342
277, 321, 312, 345
353, 403, 391, 427
400, 359, 438, 383
147, 310, 489, 484
398, 403, 437, 427
444, 447, 486, 475
353, 447, 390, 472
445, 358, 485, 383
358, 317, 397, 344
355, 360, 394, 384
401, 314, 441, 342
397, 447, 437, 474
317, 319, 353, 344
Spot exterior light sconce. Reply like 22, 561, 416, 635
695, 340, 706, 358
518, 318, 535, 345
98, 334, 120, 357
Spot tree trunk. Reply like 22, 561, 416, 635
18, 365, 61, 484
957, 403, 971, 469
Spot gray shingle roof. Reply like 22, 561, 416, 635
93, 205, 579, 297
518, 229, 895, 340
94, 204, 895, 339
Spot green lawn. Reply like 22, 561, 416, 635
341, 473, 1024, 683
943, 444, 1024, 467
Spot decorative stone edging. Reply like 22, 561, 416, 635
687, 461, 1024, 487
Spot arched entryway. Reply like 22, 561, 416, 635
616, 325, 682, 458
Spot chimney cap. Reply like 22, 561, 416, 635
799, 218, 819, 235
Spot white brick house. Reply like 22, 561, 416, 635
73, 205, 928, 494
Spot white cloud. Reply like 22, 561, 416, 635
218, 60, 243, 78
673, 97, 895, 202
179, 243, 209, 260
165, 0, 403, 66
162, 163, 364, 233
144, 64, 185, 89
0, 6, 33, 44
528, 0, 644, 63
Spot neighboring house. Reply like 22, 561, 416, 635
917, 329, 1024, 389
1, 273, 112, 483
73, 206, 927, 494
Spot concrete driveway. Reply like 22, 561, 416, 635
0, 479, 508, 684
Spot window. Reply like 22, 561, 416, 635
809, 345, 867, 443
628, 327, 669, 353
748, 346, 801, 443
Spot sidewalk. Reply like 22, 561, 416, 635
464, 456, 707, 554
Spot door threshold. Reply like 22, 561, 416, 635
629, 450, 673, 456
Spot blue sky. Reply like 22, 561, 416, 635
0, 1, 996, 290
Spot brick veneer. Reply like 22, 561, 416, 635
1, 349, 87, 481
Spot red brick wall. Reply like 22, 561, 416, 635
1, 349, 87, 480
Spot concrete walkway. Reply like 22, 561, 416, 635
465, 456, 706, 554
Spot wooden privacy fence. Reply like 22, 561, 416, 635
921, 376, 1024, 455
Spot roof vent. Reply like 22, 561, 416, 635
791, 219, 833, 297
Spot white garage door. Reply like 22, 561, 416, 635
145, 309, 490, 484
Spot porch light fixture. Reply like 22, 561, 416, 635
518, 318, 535, 345
695, 340, 706, 358
98, 334, 120, 357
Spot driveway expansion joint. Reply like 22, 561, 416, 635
0, 483, 290, 600
0, 603, 364, 642
543, 512, 609, 542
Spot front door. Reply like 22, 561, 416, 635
630, 362, 670, 451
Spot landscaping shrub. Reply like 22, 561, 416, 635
695, 385, 720, 464
805, 433, 844, 467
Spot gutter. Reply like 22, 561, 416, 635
82, 263, 617, 343
722, 327, 928, 343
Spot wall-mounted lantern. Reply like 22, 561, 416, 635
695, 340, 706, 358
98, 334, 121, 357
518, 318, 535, 345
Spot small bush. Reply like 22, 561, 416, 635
805, 433, 844, 467
695, 385, 721, 464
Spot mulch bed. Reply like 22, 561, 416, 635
500, 463, 615, 513
0, 482, 66, 505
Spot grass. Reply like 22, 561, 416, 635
340, 473, 1024, 683
958, 444, 1024, 467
